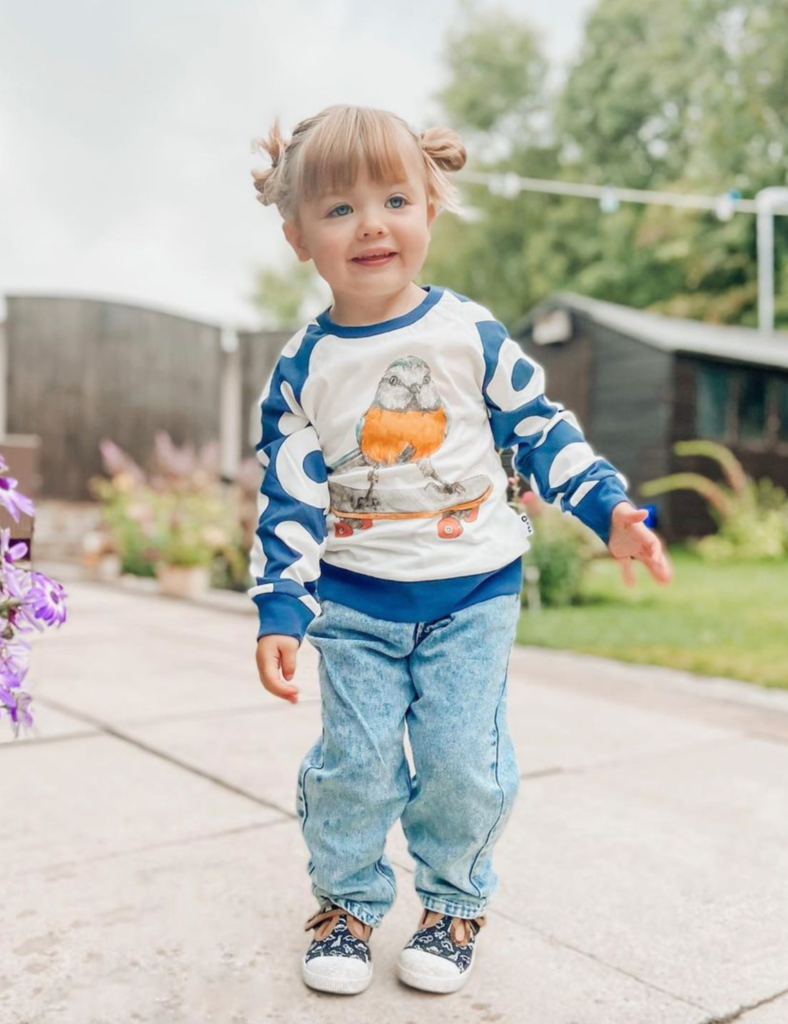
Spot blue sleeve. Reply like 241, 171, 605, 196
247, 355, 329, 644
477, 319, 632, 546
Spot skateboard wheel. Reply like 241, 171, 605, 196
335, 521, 354, 538
359, 518, 373, 529
438, 516, 463, 539
464, 506, 479, 523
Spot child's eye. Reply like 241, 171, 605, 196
328, 204, 352, 218
388, 195, 407, 209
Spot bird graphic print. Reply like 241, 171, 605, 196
327, 355, 466, 510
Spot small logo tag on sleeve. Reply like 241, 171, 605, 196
519, 512, 534, 536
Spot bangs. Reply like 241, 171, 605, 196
295, 109, 422, 205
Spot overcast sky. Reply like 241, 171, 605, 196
0, 0, 595, 329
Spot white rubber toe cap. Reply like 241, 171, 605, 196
302, 954, 372, 994
397, 947, 472, 993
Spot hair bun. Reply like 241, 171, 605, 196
250, 119, 289, 206
419, 127, 467, 173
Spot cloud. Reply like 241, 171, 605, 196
0, 0, 589, 326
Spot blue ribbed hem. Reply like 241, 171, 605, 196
316, 557, 523, 623
254, 592, 314, 643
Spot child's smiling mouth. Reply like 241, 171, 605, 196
352, 251, 398, 266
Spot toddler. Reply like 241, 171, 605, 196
248, 104, 672, 996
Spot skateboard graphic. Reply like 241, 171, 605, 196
329, 474, 493, 540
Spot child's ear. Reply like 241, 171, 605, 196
282, 220, 311, 262
426, 200, 437, 232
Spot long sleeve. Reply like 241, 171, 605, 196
477, 319, 631, 546
247, 355, 330, 643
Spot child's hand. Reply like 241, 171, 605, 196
256, 634, 301, 704
608, 502, 673, 587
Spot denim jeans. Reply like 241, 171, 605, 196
295, 591, 522, 929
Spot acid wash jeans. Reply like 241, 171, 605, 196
295, 591, 522, 930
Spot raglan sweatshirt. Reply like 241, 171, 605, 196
248, 284, 631, 642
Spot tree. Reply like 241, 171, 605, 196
426, 0, 788, 328
249, 261, 326, 329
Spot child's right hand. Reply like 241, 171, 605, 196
256, 634, 301, 704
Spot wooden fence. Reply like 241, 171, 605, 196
2, 295, 293, 500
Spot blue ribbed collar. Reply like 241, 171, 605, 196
315, 285, 442, 338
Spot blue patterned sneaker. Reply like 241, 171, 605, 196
397, 909, 486, 993
302, 901, 374, 994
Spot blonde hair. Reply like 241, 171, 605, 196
251, 105, 467, 225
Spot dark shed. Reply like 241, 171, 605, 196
511, 294, 788, 542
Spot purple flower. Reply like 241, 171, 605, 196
0, 561, 41, 633
0, 680, 33, 737
27, 572, 68, 627
0, 634, 30, 678
0, 474, 35, 523
0, 475, 68, 736
0, 527, 29, 565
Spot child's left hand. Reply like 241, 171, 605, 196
608, 502, 673, 587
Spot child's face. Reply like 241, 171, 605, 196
282, 141, 437, 306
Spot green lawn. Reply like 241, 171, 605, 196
515, 547, 788, 690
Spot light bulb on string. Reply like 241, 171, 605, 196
599, 189, 620, 214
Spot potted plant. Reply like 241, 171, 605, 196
148, 490, 227, 598
89, 433, 249, 598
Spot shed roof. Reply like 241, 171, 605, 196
516, 292, 788, 371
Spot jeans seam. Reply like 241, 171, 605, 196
300, 744, 325, 835
374, 861, 397, 899
467, 674, 507, 899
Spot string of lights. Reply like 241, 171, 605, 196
456, 171, 788, 331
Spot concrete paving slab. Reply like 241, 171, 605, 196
123, 700, 324, 817
0, 819, 706, 1024
12, 574, 788, 1021
118, 672, 739, 881
28, 585, 321, 724
0, 701, 98, 746
510, 646, 788, 743
505, 676, 738, 774
1, 734, 284, 874
493, 735, 788, 1018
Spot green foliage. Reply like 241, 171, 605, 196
426, 0, 788, 330
250, 260, 326, 329
88, 433, 254, 587
516, 547, 788, 689
87, 476, 157, 577
513, 491, 604, 607
434, 2, 548, 140
641, 439, 788, 560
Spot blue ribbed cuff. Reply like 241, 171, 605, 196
571, 479, 632, 546
253, 592, 315, 644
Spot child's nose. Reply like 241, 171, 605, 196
358, 210, 388, 237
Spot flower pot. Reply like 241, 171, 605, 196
155, 563, 210, 599
94, 553, 122, 581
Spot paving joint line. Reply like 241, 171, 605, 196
31, 695, 301, 820
517, 731, 749, 782
492, 904, 711, 1014
385, 851, 710, 1014
19, 817, 296, 879
694, 985, 788, 1023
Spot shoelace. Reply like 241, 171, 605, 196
304, 904, 372, 942
417, 909, 487, 946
